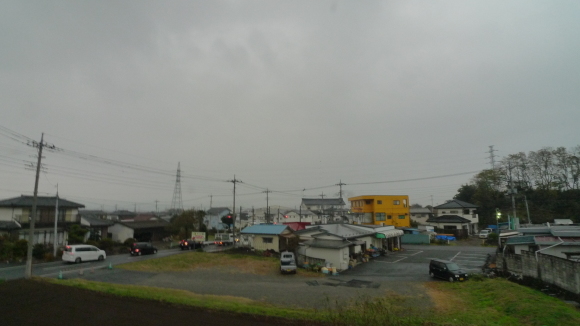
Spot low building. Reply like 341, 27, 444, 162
295, 224, 403, 271
108, 220, 169, 243
239, 224, 297, 252
426, 215, 472, 239
348, 195, 411, 227
410, 207, 434, 225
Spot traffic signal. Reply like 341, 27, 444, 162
495, 208, 501, 219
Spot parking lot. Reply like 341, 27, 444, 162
338, 244, 495, 281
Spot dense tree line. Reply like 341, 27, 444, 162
454, 146, 580, 227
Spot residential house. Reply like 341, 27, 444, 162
0, 195, 84, 246
239, 224, 297, 252
80, 215, 114, 241
432, 199, 479, 234
278, 209, 318, 224
426, 215, 472, 239
295, 224, 403, 271
108, 220, 169, 242
348, 195, 411, 227
301, 198, 347, 218
410, 207, 434, 225
204, 207, 231, 230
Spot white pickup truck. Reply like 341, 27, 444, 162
280, 251, 297, 274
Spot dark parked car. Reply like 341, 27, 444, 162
179, 239, 201, 250
429, 259, 468, 282
130, 242, 158, 256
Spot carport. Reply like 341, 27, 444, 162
375, 229, 404, 251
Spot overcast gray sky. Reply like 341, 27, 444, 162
1, 1, 579, 212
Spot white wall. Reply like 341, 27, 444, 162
305, 246, 349, 271
0, 207, 22, 222
108, 223, 134, 242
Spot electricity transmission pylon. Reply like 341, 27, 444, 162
170, 162, 184, 214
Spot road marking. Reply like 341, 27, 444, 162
450, 251, 461, 261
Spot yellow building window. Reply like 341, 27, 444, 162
393, 200, 400, 205
376, 213, 386, 221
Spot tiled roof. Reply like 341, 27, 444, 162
0, 220, 21, 230
240, 224, 290, 235
434, 199, 478, 209
82, 216, 114, 227
301, 198, 345, 206
0, 195, 84, 208
426, 215, 471, 224
506, 236, 536, 245
118, 220, 169, 229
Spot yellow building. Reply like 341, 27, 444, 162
348, 195, 410, 227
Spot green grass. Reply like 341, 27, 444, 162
117, 251, 280, 274
426, 278, 580, 326
46, 278, 319, 321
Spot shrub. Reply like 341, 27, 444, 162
13, 239, 28, 259
123, 238, 137, 247
32, 243, 47, 260
98, 238, 117, 251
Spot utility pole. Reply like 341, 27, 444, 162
524, 195, 531, 225
508, 162, 517, 230
25, 133, 53, 279
227, 175, 241, 245
155, 200, 159, 215
263, 189, 271, 223
320, 192, 325, 223
209, 194, 213, 208
336, 180, 346, 198
53, 184, 59, 257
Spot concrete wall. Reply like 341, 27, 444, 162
497, 251, 580, 295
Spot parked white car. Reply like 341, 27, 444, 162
478, 230, 491, 239
62, 244, 106, 264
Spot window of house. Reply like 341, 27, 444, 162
393, 200, 400, 205
450, 210, 458, 214
262, 237, 273, 244
377, 200, 382, 204
375, 213, 386, 221
398, 215, 405, 219
463, 209, 470, 214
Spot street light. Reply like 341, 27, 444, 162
496, 208, 501, 247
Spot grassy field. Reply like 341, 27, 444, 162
117, 251, 281, 275
50, 252, 580, 325
51, 276, 580, 326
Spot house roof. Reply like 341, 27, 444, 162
206, 207, 230, 215
240, 224, 290, 235
506, 236, 536, 245
283, 222, 312, 231
81, 216, 114, 227
433, 199, 478, 209
0, 195, 85, 209
296, 224, 375, 239
301, 198, 345, 206
410, 207, 433, 214
302, 239, 352, 249
426, 215, 471, 224
0, 220, 21, 230
117, 220, 169, 229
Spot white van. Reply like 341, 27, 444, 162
62, 245, 106, 264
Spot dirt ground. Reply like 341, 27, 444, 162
0, 278, 321, 326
